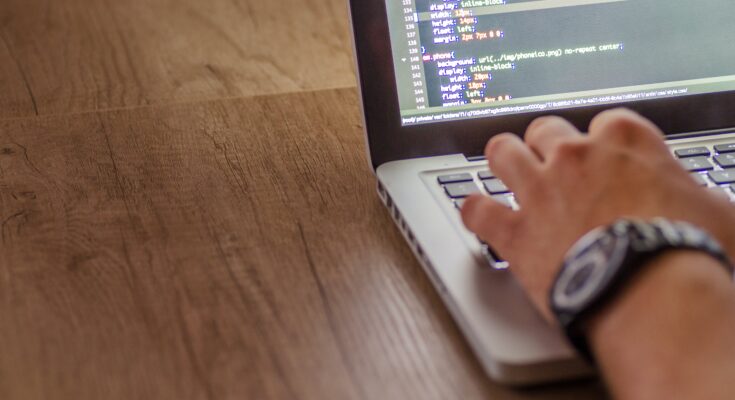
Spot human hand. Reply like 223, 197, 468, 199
461, 108, 735, 321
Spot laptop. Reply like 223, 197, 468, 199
347, 0, 735, 385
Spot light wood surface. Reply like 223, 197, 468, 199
0, 0, 355, 119
0, 0, 607, 398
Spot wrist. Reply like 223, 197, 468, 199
586, 250, 733, 342
584, 251, 735, 399
549, 219, 733, 362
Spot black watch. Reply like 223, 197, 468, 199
550, 218, 734, 363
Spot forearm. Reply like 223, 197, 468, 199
587, 251, 735, 399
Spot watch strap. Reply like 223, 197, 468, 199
553, 219, 734, 364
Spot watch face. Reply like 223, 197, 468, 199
553, 230, 629, 312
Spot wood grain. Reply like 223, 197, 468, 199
0, 29, 38, 118
0, 0, 355, 119
0, 88, 606, 399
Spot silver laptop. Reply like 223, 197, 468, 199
347, 0, 735, 385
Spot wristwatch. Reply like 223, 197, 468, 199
550, 218, 734, 363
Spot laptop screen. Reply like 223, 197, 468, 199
386, 0, 735, 126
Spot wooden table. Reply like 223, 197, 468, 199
0, 1, 607, 398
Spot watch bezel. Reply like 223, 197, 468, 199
552, 229, 629, 313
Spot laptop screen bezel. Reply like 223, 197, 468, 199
349, 0, 735, 170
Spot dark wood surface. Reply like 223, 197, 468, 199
0, 1, 607, 398
0, 88, 606, 400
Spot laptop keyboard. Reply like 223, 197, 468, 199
438, 169, 515, 268
437, 141, 735, 269
677, 143, 735, 190
440, 169, 516, 209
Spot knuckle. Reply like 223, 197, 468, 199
486, 133, 516, 158
591, 107, 636, 124
597, 113, 642, 137
553, 140, 589, 161
526, 116, 553, 134
591, 109, 663, 145
526, 116, 567, 139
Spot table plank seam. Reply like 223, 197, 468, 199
0, 85, 359, 124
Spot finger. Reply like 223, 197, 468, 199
461, 194, 519, 250
485, 133, 542, 201
588, 108, 666, 148
524, 116, 583, 160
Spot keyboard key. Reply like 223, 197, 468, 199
479, 242, 507, 269
708, 170, 735, 185
714, 153, 735, 169
679, 156, 714, 172
492, 195, 513, 208
690, 173, 708, 186
478, 170, 495, 180
675, 146, 710, 158
710, 186, 731, 199
454, 198, 466, 210
483, 179, 510, 195
438, 173, 473, 184
444, 182, 480, 198
714, 143, 735, 154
